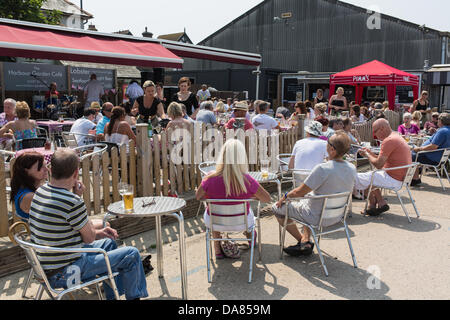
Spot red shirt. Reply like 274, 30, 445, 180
225, 118, 254, 131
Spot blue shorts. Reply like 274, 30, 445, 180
411, 152, 439, 166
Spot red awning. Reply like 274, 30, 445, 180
0, 22, 183, 68
330, 60, 419, 86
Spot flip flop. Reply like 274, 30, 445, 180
141, 255, 153, 275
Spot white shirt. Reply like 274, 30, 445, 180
252, 114, 279, 130
196, 89, 211, 101
84, 79, 105, 103
70, 118, 96, 146
291, 137, 328, 170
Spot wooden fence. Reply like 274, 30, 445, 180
0, 122, 302, 237
353, 110, 402, 144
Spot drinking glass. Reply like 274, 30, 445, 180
120, 184, 134, 213
260, 160, 270, 180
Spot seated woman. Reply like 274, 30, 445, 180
166, 102, 192, 131
342, 117, 361, 145
196, 139, 271, 259
314, 116, 334, 140
120, 101, 137, 127
273, 132, 357, 256
10, 152, 48, 222
0, 101, 37, 150
424, 112, 440, 135
411, 111, 423, 129
104, 106, 137, 152
398, 112, 420, 136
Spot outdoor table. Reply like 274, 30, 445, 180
37, 120, 75, 141
248, 171, 281, 261
104, 196, 188, 299
16, 147, 54, 163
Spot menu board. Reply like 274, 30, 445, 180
3, 62, 67, 91
283, 78, 304, 103
70, 67, 115, 90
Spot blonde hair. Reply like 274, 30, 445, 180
143, 80, 155, 89
90, 101, 101, 109
337, 87, 344, 94
167, 102, 183, 119
209, 139, 249, 197
382, 101, 389, 110
15, 101, 30, 119
215, 101, 226, 113
314, 103, 327, 114
412, 110, 422, 121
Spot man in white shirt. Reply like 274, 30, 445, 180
84, 74, 105, 108
70, 109, 97, 146
125, 80, 144, 107
289, 121, 328, 185
252, 101, 280, 130
196, 84, 211, 103
225, 98, 233, 111
196, 101, 217, 125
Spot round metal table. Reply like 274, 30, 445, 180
248, 171, 281, 261
105, 196, 188, 300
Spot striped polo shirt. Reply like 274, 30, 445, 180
29, 184, 89, 271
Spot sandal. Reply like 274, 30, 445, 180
141, 255, 154, 275
377, 204, 390, 214
299, 241, 314, 256
363, 207, 381, 217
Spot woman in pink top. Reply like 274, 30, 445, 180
398, 112, 420, 136
196, 140, 271, 259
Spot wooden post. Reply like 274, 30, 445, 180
160, 131, 169, 196
111, 147, 120, 202
102, 151, 111, 209
82, 158, 91, 215
136, 124, 151, 196
129, 140, 137, 196
0, 158, 8, 236
120, 144, 128, 184
92, 154, 101, 215
154, 134, 162, 196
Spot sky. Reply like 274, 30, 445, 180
81, 0, 450, 44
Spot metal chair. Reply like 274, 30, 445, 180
17, 138, 47, 150
11, 223, 120, 300
61, 132, 79, 148
196, 161, 217, 217
415, 148, 450, 190
292, 169, 312, 188
276, 153, 293, 184
74, 143, 108, 161
204, 198, 259, 283
279, 192, 357, 277
36, 127, 49, 140
364, 163, 421, 223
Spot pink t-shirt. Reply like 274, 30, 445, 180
398, 124, 420, 135
225, 118, 254, 131
201, 173, 259, 214
379, 133, 412, 181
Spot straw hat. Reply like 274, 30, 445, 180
233, 101, 248, 112
305, 121, 323, 137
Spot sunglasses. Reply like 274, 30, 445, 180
328, 141, 336, 150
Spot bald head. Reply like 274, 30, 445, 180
373, 118, 392, 140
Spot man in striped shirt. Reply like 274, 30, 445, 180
29, 148, 148, 300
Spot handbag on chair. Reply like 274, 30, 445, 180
220, 237, 241, 259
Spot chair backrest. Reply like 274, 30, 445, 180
315, 192, 351, 228
276, 154, 291, 175
74, 143, 108, 161
61, 132, 78, 148
19, 138, 47, 149
438, 149, 450, 167
205, 199, 251, 232
36, 127, 49, 139
199, 161, 216, 177
401, 163, 419, 188
292, 169, 311, 188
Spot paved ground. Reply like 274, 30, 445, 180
0, 173, 449, 300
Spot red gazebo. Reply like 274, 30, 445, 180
329, 60, 419, 110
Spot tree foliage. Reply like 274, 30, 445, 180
0, 0, 62, 25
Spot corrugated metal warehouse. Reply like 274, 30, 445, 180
167, 0, 450, 107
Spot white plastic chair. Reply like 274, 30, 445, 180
364, 163, 420, 223
415, 148, 450, 190
279, 192, 357, 277
11, 223, 120, 300
204, 198, 259, 283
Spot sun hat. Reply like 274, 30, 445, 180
233, 101, 248, 111
305, 121, 323, 137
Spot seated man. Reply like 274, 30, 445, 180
96, 102, 113, 141
273, 132, 357, 256
356, 119, 412, 216
196, 101, 217, 125
70, 108, 97, 146
411, 112, 450, 185
225, 102, 254, 131
289, 121, 328, 185
29, 149, 148, 300
251, 101, 280, 131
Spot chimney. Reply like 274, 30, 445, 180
142, 27, 153, 38
88, 24, 97, 31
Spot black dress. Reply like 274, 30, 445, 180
172, 92, 199, 116
135, 95, 161, 123
415, 100, 429, 111
315, 96, 327, 104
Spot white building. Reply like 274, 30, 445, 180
41, 0, 93, 29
